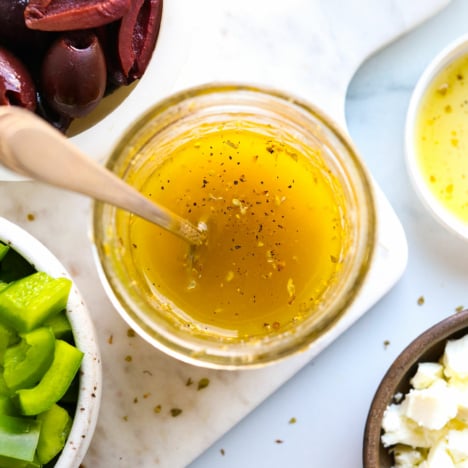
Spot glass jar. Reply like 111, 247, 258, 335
92, 83, 376, 369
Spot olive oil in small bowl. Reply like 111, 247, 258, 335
406, 34, 468, 240
93, 84, 376, 369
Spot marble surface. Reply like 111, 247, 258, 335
0, 0, 464, 467
191, 1, 468, 467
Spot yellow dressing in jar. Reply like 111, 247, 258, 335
94, 85, 376, 367
117, 126, 347, 337
415, 53, 468, 223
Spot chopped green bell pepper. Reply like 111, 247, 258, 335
0, 414, 40, 462
0, 322, 18, 364
0, 395, 15, 416
3, 328, 55, 391
0, 243, 9, 262
0, 372, 11, 397
17, 340, 83, 416
0, 454, 40, 468
36, 404, 72, 464
43, 312, 72, 341
0, 273, 71, 332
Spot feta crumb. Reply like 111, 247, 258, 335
411, 362, 444, 389
405, 381, 458, 430
381, 404, 432, 448
382, 403, 405, 433
446, 429, 468, 463
392, 444, 424, 468
443, 335, 468, 379
426, 439, 455, 468
453, 383, 468, 422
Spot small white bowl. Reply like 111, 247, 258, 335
0, 216, 101, 467
405, 34, 468, 240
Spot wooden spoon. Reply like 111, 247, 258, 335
0, 106, 204, 245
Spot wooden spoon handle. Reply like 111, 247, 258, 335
0, 106, 203, 245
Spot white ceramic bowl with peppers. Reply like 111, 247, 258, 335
0, 216, 101, 468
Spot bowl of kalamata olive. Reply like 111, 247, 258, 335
0, 0, 194, 182
0, 0, 165, 131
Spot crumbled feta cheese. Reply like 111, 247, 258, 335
382, 403, 406, 433
426, 439, 455, 468
455, 388, 468, 423
405, 380, 458, 430
381, 404, 432, 448
443, 335, 468, 379
411, 362, 444, 389
392, 444, 425, 468
381, 332, 468, 467
446, 429, 468, 463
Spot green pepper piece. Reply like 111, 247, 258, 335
2, 323, 19, 348
0, 243, 9, 262
17, 340, 83, 416
0, 453, 40, 468
0, 454, 40, 468
43, 312, 72, 341
0, 372, 11, 397
0, 395, 15, 416
0, 272, 71, 332
36, 404, 72, 464
0, 414, 40, 462
4, 328, 55, 391
0, 322, 18, 364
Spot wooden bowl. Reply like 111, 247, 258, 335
363, 309, 468, 467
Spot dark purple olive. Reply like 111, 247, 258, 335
0, 0, 52, 59
25, 0, 130, 31
35, 90, 72, 133
97, 0, 163, 88
41, 31, 107, 119
118, 0, 162, 83
0, 46, 36, 111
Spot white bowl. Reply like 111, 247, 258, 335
0, 216, 101, 467
405, 34, 468, 240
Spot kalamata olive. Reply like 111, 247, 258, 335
35, 90, 72, 133
118, 0, 162, 83
41, 32, 107, 119
95, 23, 124, 89
25, 0, 130, 31
0, 46, 36, 111
100, 0, 163, 87
0, 0, 52, 57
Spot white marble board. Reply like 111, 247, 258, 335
0, 0, 451, 466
